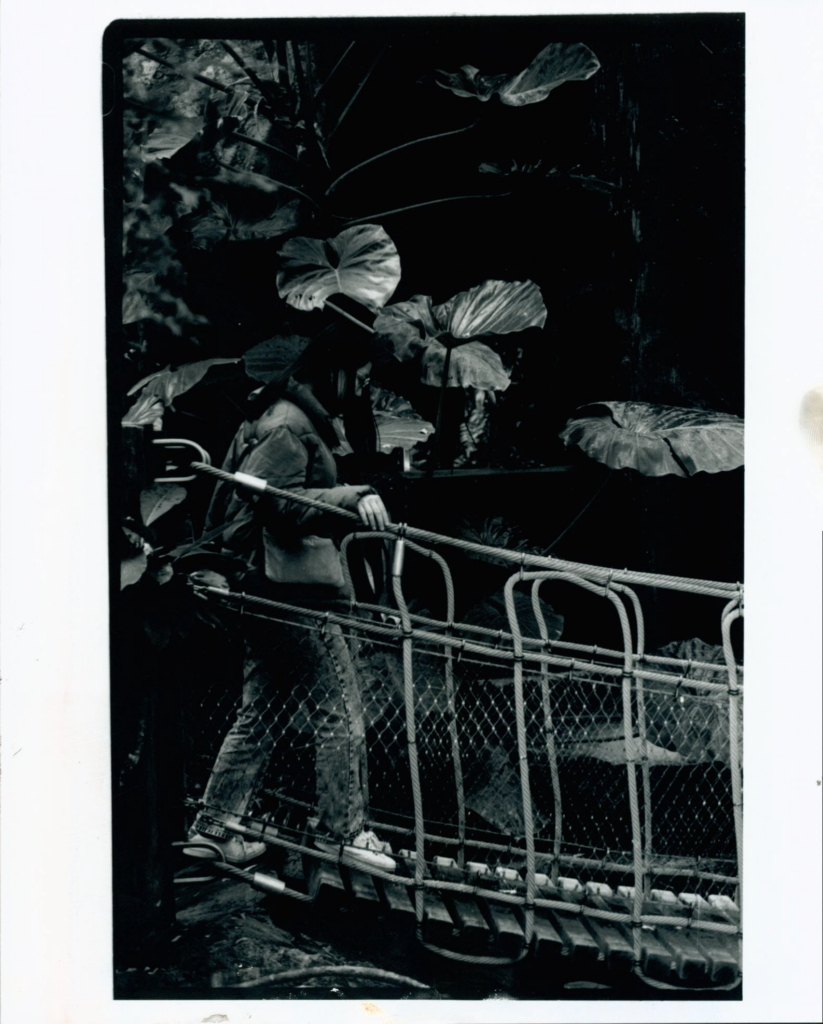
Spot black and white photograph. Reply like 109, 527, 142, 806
106, 15, 748, 1003
2, 5, 822, 1023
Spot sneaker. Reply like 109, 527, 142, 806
315, 829, 396, 873
184, 830, 267, 865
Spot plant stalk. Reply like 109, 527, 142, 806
337, 191, 512, 225
216, 157, 318, 208
220, 41, 277, 106
327, 47, 387, 143
314, 41, 356, 98
326, 120, 478, 195
230, 130, 299, 164
427, 344, 454, 478
324, 300, 375, 334
543, 469, 614, 555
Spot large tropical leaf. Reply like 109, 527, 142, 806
123, 358, 240, 427
374, 280, 544, 391
276, 224, 401, 312
122, 272, 157, 325
499, 42, 601, 107
127, 358, 240, 403
436, 42, 599, 107
121, 526, 151, 589
436, 279, 547, 338
121, 392, 165, 429
553, 637, 738, 765
456, 515, 532, 563
435, 66, 506, 103
643, 638, 738, 764
559, 401, 744, 477
140, 483, 187, 526
371, 389, 435, 452
181, 198, 304, 250
243, 334, 313, 384
462, 586, 564, 642
142, 117, 205, 161
422, 339, 511, 390
373, 295, 442, 359
121, 552, 148, 589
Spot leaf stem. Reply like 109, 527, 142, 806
230, 130, 299, 164
220, 41, 277, 105
543, 470, 613, 555
336, 191, 512, 225
326, 120, 478, 195
427, 345, 454, 478
215, 158, 319, 209
314, 41, 356, 98
327, 47, 387, 143
325, 300, 375, 334
135, 47, 233, 94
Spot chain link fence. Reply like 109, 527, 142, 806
181, 554, 742, 906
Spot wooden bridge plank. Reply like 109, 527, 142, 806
692, 932, 741, 985
449, 896, 496, 951
643, 903, 711, 982
374, 876, 416, 918
531, 912, 564, 961
338, 865, 382, 907
485, 903, 526, 957
583, 896, 635, 972
546, 909, 602, 963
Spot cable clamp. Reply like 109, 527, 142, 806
603, 570, 614, 596
519, 551, 527, 580
235, 471, 268, 493
320, 611, 331, 635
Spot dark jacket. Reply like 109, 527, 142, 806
206, 381, 373, 594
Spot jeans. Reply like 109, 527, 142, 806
194, 605, 369, 843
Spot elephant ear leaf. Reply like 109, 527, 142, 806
140, 483, 187, 526
422, 340, 511, 391
499, 42, 600, 107
435, 42, 599, 107
559, 401, 744, 477
435, 279, 547, 339
243, 334, 313, 384
142, 116, 205, 161
123, 358, 239, 428
277, 224, 401, 312
373, 295, 443, 362
127, 358, 240, 404
371, 387, 435, 452
434, 65, 507, 102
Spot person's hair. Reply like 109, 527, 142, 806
246, 322, 378, 455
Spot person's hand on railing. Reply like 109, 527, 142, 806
357, 493, 391, 532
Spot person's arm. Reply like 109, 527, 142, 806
241, 424, 376, 536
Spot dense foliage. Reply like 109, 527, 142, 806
118, 34, 744, 592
